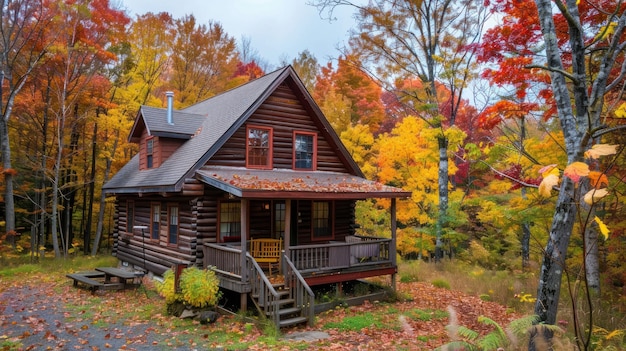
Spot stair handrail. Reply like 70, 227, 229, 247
245, 252, 282, 326
282, 254, 315, 326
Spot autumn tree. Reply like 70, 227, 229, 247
314, 0, 490, 259
480, 0, 626, 347
91, 12, 172, 255
38, 0, 128, 257
290, 50, 320, 93
170, 15, 239, 105
0, 0, 57, 248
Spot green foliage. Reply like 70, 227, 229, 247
431, 279, 451, 290
405, 308, 448, 322
322, 312, 387, 331
156, 266, 221, 309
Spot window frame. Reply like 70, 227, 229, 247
219, 201, 242, 242
246, 125, 273, 169
167, 204, 179, 246
292, 131, 317, 170
150, 203, 160, 241
126, 201, 134, 234
146, 137, 154, 169
311, 200, 333, 241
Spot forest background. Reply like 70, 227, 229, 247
0, 0, 625, 348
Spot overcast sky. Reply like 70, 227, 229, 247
119, 0, 357, 68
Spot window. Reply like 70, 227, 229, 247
127, 201, 134, 234
146, 138, 154, 169
220, 202, 241, 242
293, 132, 316, 170
168, 205, 179, 245
312, 201, 332, 239
246, 126, 272, 169
274, 202, 285, 239
151, 203, 160, 240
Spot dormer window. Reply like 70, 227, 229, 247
246, 125, 272, 169
146, 138, 154, 169
293, 131, 317, 170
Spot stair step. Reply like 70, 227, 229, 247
279, 316, 309, 328
275, 307, 302, 316
255, 298, 295, 308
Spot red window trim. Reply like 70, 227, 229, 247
292, 130, 317, 171
145, 136, 155, 169
246, 125, 273, 170
310, 200, 334, 242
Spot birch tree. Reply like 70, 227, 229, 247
0, 0, 56, 247
529, 0, 626, 347
314, 0, 490, 259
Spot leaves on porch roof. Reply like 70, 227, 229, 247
211, 172, 394, 193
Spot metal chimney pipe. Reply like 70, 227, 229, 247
166, 91, 174, 125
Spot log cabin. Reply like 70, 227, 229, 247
103, 66, 411, 328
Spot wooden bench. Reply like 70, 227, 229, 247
66, 271, 124, 294
250, 238, 282, 275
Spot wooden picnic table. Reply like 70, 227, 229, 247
95, 267, 144, 287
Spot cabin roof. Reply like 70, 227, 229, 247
195, 166, 412, 199
103, 66, 408, 199
128, 106, 205, 141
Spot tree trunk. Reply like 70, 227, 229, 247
0, 117, 16, 248
530, 178, 577, 351
435, 136, 449, 261
92, 128, 119, 256
84, 122, 97, 254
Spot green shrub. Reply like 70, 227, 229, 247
156, 266, 221, 309
431, 279, 450, 290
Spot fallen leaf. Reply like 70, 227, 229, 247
584, 188, 608, 205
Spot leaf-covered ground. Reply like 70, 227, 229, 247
0, 273, 520, 350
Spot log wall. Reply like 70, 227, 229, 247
208, 82, 348, 173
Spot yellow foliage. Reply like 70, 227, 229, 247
594, 216, 610, 240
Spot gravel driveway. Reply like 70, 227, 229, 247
0, 280, 195, 351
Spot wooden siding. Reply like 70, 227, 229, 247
114, 195, 197, 275
159, 138, 186, 163
207, 83, 348, 173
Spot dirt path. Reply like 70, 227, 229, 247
0, 280, 186, 351
0, 276, 521, 350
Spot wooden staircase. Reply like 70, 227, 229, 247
247, 254, 315, 329
252, 280, 309, 328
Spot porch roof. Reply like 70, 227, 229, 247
195, 166, 411, 200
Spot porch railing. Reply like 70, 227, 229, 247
283, 254, 315, 326
289, 237, 391, 273
202, 243, 242, 279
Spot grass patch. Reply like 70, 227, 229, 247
404, 308, 448, 322
322, 311, 399, 331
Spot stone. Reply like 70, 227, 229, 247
196, 310, 219, 324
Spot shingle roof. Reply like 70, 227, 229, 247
103, 66, 409, 199
195, 166, 412, 199
139, 106, 205, 139
104, 67, 289, 193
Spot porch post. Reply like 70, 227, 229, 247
390, 198, 397, 291
240, 199, 248, 311
283, 200, 291, 262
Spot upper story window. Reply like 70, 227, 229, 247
146, 138, 154, 169
293, 131, 317, 170
246, 125, 272, 169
